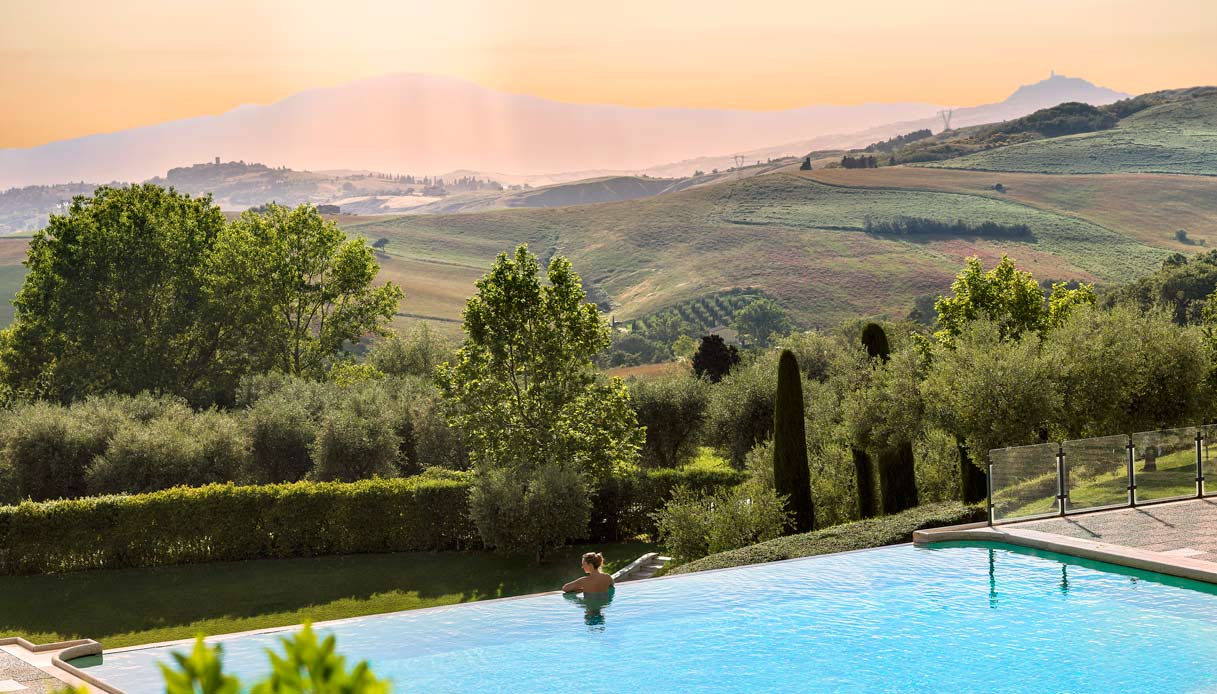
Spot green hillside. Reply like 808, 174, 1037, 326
928, 94, 1217, 175
0, 267, 23, 326
350, 171, 1169, 328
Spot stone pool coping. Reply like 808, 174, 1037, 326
913, 520, 1217, 586
0, 636, 116, 693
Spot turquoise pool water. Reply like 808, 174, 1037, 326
81, 543, 1217, 692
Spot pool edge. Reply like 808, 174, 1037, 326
914, 523, 1217, 586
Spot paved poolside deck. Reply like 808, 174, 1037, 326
1013, 498, 1217, 562
914, 497, 1217, 584
0, 650, 69, 693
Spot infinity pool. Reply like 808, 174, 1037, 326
80, 542, 1217, 692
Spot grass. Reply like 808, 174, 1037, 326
998, 445, 1205, 519
0, 541, 653, 649
928, 95, 1217, 176
667, 503, 984, 575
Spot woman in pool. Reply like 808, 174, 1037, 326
562, 552, 614, 593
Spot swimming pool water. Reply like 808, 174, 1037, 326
81, 542, 1217, 693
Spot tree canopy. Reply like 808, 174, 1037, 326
933, 255, 1095, 344
0, 189, 402, 405
439, 245, 642, 480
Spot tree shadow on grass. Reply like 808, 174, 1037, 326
0, 541, 653, 647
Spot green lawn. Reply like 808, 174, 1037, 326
0, 541, 653, 649
998, 446, 1203, 519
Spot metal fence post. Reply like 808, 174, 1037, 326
1197, 431, 1206, 499
1056, 443, 1068, 516
1126, 437, 1136, 507
986, 459, 994, 527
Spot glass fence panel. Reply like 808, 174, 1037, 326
990, 443, 1060, 522
1062, 435, 1129, 512
1132, 427, 1200, 503
1201, 425, 1217, 498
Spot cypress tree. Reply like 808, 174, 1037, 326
860, 322, 919, 514
958, 436, 987, 504
852, 447, 877, 518
773, 349, 814, 533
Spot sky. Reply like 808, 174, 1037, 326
2, 0, 1215, 149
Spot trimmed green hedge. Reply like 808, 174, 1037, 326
0, 467, 746, 576
0, 477, 476, 576
668, 502, 985, 574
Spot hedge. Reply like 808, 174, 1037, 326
0, 477, 476, 576
0, 467, 746, 576
668, 502, 986, 574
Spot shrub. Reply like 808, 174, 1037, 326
87, 410, 250, 495
669, 502, 986, 574
469, 464, 591, 562
246, 393, 315, 483
0, 477, 477, 575
588, 466, 748, 542
0, 402, 111, 501
368, 324, 454, 379
653, 482, 789, 563
0, 458, 16, 505
311, 389, 400, 482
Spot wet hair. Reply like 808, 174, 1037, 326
582, 552, 604, 569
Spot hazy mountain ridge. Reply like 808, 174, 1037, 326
0, 73, 1125, 189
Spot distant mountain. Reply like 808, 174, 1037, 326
0, 73, 941, 188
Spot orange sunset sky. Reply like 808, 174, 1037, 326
2, 0, 1215, 149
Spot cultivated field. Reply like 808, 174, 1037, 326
802, 168, 1217, 251
352, 170, 1170, 329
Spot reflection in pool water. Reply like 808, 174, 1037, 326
564, 588, 615, 630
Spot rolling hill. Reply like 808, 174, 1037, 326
928, 90, 1217, 175
348, 168, 1185, 330
4, 162, 1216, 333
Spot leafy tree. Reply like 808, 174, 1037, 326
734, 298, 793, 347
692, 334, 740, 382
1107, 249, 1217, 324
2, 185, 231, 404
934, 255, 1095, 344
773, 350, 814, 532
642, 312, 686, 347
923, 321, 1061, 500
860, 322, 891, 361
211, 203, 403, 380
1044, 305, 1209, 440
705, 357, 776, 468
629, 375, 710, 468
440, 246, 642, 557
